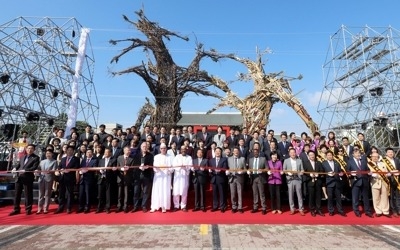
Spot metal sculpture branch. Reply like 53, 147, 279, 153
109, 9, 222, 129
206, 48, 319, 135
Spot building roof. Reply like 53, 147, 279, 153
178, 112, 243, 126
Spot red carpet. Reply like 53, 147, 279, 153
1, 204, 398, 225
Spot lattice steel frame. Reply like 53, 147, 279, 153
0, 16, 99, 144
318, 25, 400, 153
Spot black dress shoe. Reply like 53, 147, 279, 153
211, 208, 218, 212
26, 210, 32, 215
202, 208, 206, 212
262, 210, 267, 215
238, 209, 244, 214
355, 212, 361, 217
375, 213, 382, 217
182, 208, 188, 212
116, 208, 123, 213
131, 207, 139, 213
231, 209, 237, 214
67, 209, 72, 214
317, 211, 325, 217
221, 208, 225, 213
105, 209, 111, 214
173, 207, 179, 212
339, 212, 347, 217
251, 209, 258, 213
311, 211, 316, 217
95, 209, 101, 214
193, 208, 200, 212
77, 209, 84, 214
54, 209, 62, 214
84, 209, 90, 214
124, 208, 129, 213
329, 212, 334, 216
142, 207, 148, 213
9, 210, 20, 216
384, 214, 391, 218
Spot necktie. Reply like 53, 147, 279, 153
203, 133, 206, 140
216, 158, 219, 166
24, 156, 29, 165
66, 157, 71, 166
86, 158, 90, 166
357, 159, 361, 170
330, 161, 334, 171
253, 158, 258, 174
235, 158, 238, 169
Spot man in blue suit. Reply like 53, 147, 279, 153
77, 148, 98, 213
322, 150, 347, 217
346, 148, 373, 218
209, 147, 229, 212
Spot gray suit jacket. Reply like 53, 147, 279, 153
283, 157, 303, 182
38, 159, 57, 183
248, 156, 267, 184
227, 156, 246, 183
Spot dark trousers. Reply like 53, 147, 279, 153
97, 179, 111, 210
252, 176, 266, 210
58, 181, 74, 211
79, 181, 91, 210
193, 181, 206, 209
269, 184, 281, 211
390, 183, 400, 214
327, 185, 343, 213
351, 180, 371, 214
117, 182, 129, 210
14, 179, 33, 212
133, 177, 151, 209
307, 183, 322, 212
212, 182, 226, 209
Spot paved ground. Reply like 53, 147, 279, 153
0, 224, 399, 249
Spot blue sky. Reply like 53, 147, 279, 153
2, 0, 400, 135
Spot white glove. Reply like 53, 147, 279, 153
280, 171, 284, 175
63, 169, 69, 174
100, 170, 105, 174
328, 171, 334, 177
394, 171, 400, 176
124, 166, 129, 171
139, 166, 144, 171
372, 173, 378, 178
120, 167, 125, 171
267, 171, 272, 175
81, 168, 88, 173
386, 173, 392, 177
34, 170, 40, 177
257, 170, 262, 174
338, 172, 344, 177
287, 172, 293, 176
315, 174, 319, 177
310, 173, 315, 178
19, 169, 25, 173
351, 171, 357, 176
247, 171, 251, 175
200, 167, 204, 171
299, 171, 304, 176
79, 170, 83, 175
225, 170, 230, 175
215, 169, 221, 173
209, 169, 212, 173
11, 168, 17, 173
237, 171, 243, 174
54, 171, 60, 176
112, 167, 117, 171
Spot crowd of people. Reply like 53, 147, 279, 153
7, 123, 400, 219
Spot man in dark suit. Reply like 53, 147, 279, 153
238, 128, 252, 148
97, 148, 117, 213
303, 150, 324, 217
346, 148, 373, 217
55, 146, 80, 214
155, 126, 168, 146
237, 138, 248, 159
132, 142, 154, 212
77, 148, 98, 213
79, 125, 93, 144
192, 148, 209, 212
97, 124, 109, 144
226, 128, 238, 148
116, 146, 134, 213
209, 147, 229, 212
172, 128, 185, 149
264, 141, 283, 161
322, 151, 346, 217
140, 125, 154, 142
277, 133, 291, 160
118, 132, 130, 149
384, 147, 400, 217
109, 138, 123, 159
9, 144, 40, 216
341, 137, 353, 158
198, 126, 213, 149
354, 133, 371, 156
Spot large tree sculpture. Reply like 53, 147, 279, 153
110, 9, 220, 129
206, 48, 319, 135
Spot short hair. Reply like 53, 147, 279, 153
385, 147, 394, 152
357, 132, 364, 136
66, 145, 75, 151
313, 131, 320, 137
46, 149, 54, 153
325, 150, 334, 156
270, 151, 278, 157
342, 137, 349, 141
112, 138, 120, 143
99, 124, 106, 129
288, 148, 296, 153
268, 129, 274, 134
307, 150, 315, 155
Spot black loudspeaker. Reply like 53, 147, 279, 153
1, 124, 20, 140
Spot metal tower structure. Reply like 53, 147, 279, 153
0, 17, 99, 145
318, 25, 400, 153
